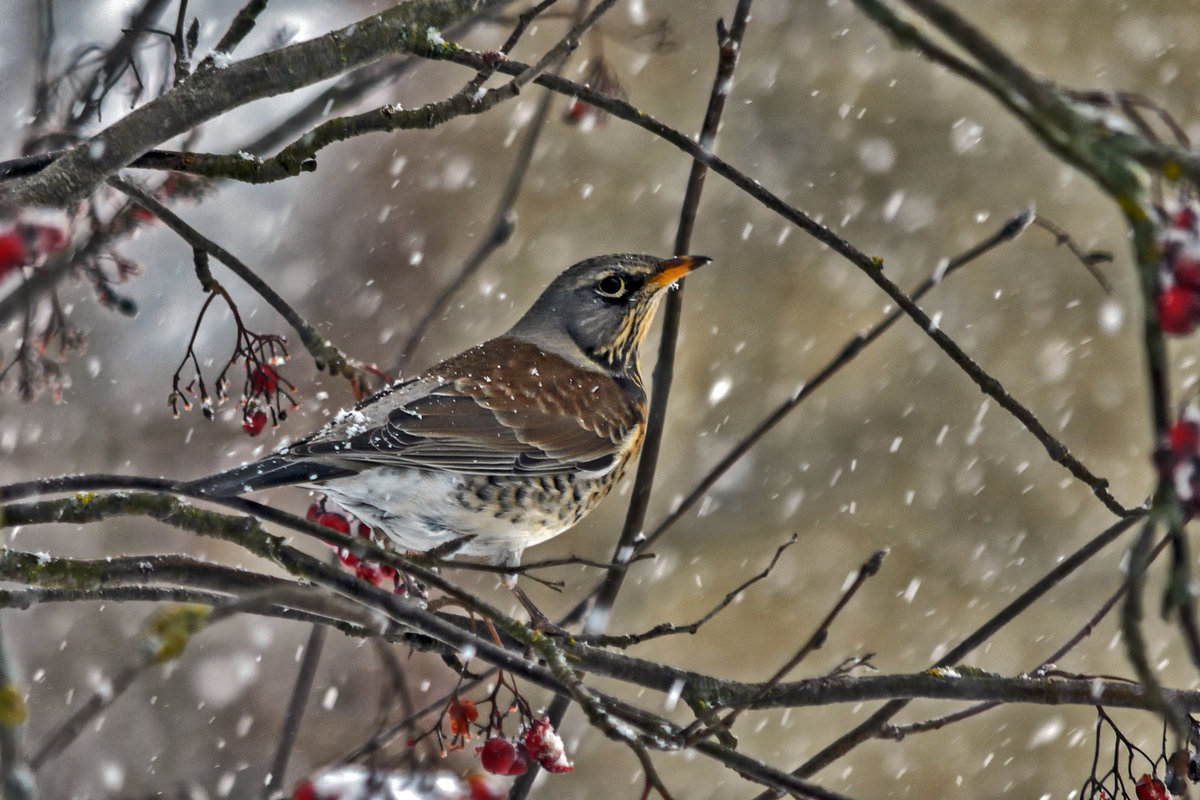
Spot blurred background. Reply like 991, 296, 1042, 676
1, 0, 1198, 797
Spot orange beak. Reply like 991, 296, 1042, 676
647, 255, 713, 290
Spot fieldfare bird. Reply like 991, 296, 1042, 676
182, 253, 711, 577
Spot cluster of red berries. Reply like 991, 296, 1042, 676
307, 502, 400, 591
250, 363, 281, 395
242, 364, 286, 436
477, 718, 573, 776
0, 219, 69, 283
1155, 204, 1200, 335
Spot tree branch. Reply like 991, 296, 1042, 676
0, 0, 510, 209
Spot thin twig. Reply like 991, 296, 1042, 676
582, 536, 797, 648
1121, 510, 1190, 740
368, 638, 421, 770
1031, 215, 1113, 294
107, 174, 380, 387
22, 0, 57, 154
237, 6, 521, 157
877, 0, 1169, 435
342, 666, 495, 762
67, 0, 172, 127
200, 0, 269, 69
263, 623, 327, 798
31, 603, 223, 768
694, 549, 887, 741
881, 533, 1172, 741
642, 208, 1042, 553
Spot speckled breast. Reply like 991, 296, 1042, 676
454, 446, 636, 533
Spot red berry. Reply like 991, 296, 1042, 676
1136, 774, 1170, 800
130, 206, 157, 224
315, 512, 351, 534
565, 98, 589, 123
479, 738, 527, 776
466, 771, 506, 800
523, 718, 573, 773
1157, 284, 1200, 335
29, 224, 67, 254
357, 562, 392, 586
523, 718, 551, 759
1176, 255, 1200, 289
250, 364, 279, 394
290, 779, 317, 800
1175, 207, 1199, 232
0, 230, 27, 279
1169, 419, 1200, 456
242, 410, 268, 436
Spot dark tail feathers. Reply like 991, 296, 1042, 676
177, 456, 355, 497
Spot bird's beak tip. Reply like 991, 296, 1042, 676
666, 254, 712, 269
650, 254, 713, 289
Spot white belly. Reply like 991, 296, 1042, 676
310, 468, 575, 566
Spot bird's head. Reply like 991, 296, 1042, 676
508, 253, 712, 377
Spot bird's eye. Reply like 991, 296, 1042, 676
595, 274, 626, 297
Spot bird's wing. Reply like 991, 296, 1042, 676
289, 338, 643, 476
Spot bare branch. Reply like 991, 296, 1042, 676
200, 0, 270, 69
263, 623, 327, 797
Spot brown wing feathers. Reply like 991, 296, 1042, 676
292, 338, 641, 476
